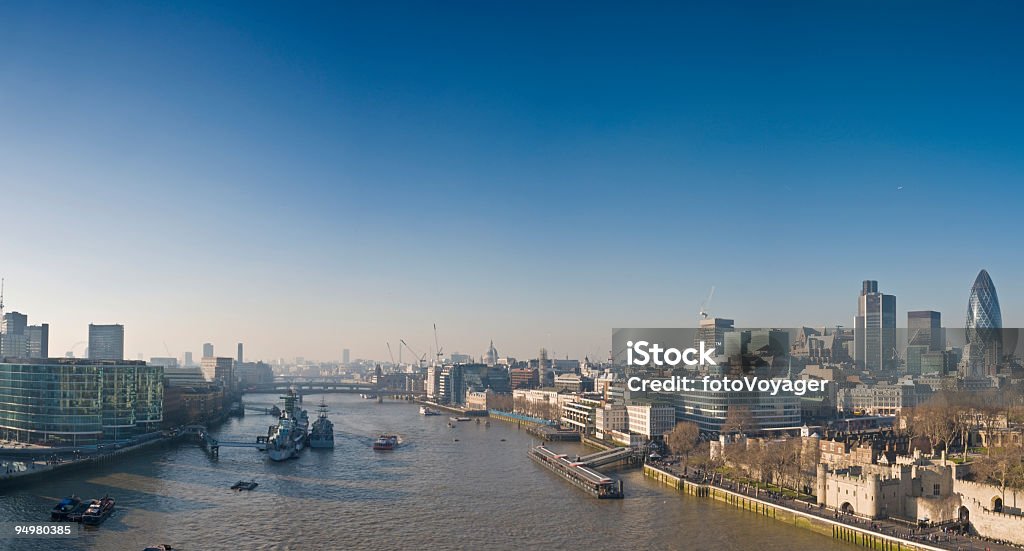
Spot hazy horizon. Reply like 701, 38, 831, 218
3, 3, 1023, 362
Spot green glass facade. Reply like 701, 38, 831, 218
0, 359, 163, 446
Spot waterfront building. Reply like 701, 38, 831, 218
88, 323, 124, 360
854, 281, 897, 372
465, 388, 496, 412
235, 361, 274, 386
0, 358, 163, 445
201, 356, 236, 391
626, 403, 676, 439
964, 269, 1003, 377
561, 397, 601, 433
594, 403, 628, 438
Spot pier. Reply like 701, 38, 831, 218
528, 445, 625, 499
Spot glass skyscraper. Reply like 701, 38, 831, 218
965, 269, 1002, 376
855, 280, 897, 372
0, 358, 163, 446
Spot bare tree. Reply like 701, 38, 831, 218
664, 421, 701, 471
973, 440, 1024, 506
721, 406, 757, 435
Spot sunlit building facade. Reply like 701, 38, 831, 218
0, 359, 163, 446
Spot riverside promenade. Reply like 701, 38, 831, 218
644, 464, 1020, 551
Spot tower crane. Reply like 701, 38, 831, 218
387, 342, 396, 366
433, 323, 444, 365
400, 339, 427, 367
699, 286, 715, 320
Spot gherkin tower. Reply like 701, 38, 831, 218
965, 269, 1002, 376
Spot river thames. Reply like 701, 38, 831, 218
0, 394, 857, 550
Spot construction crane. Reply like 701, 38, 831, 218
387, 342, 396, 366
699, 286, 715, 320
433, 323, 444, 365
400, 339, 427, 367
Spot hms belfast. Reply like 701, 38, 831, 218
265, 389, 310, 461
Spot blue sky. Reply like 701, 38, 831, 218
1, 2, 1023, 362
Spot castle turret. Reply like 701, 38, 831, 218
816, 464, 827, 504
866, 473, 881, 518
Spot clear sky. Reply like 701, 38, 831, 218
2, 2, 1023, 363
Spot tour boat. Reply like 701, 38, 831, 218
82, 496, 115, 526
372, 434, 399, 451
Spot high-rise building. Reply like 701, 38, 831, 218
202, 342, 214, 358
201, 356, 236, 390
184, 351, 194, 367
0, 311, 29, 357
696, 318, 734, 357
964, 269, 1003, 377
342, 348, 350, 365
1, 311, 28, 335
908, 311, 942, 351
854, 281, 896, 372
237, 342, 244, 363
25, 324, 49, 358
88, 324, 124, 361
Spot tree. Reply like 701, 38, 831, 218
664, 421, 701, 471
721, 405, 757, 435
973, 441, 1024, 506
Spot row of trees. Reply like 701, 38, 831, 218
898, 387, 1023, 459
662, 420, 821, 494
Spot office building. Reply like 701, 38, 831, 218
908, 311, 942, 350
201, 356, 236, 390
696, 317, 734, 357
237, 343, 243, 363
25, 324, 48, 358
964, 269, 1003, 377
202, 342, 214, 358
88, 324, 125, 360
854, 281, 896, 372
342, 348, 350, 365
0, 312, 29, 357
184, 351, 194, 367
0, 358, 163, 445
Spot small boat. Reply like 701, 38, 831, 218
372, 434, 399, 451
51, 495, 82, 521
419, 406, 441, 416
447, 422, 454, 428
449, 416, 472, 422
360, 393, 378, 400
230, 479, 259, 491
143, 546, 174, 551
82, 496, 115, 526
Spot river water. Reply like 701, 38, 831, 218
0, 394, 857, 550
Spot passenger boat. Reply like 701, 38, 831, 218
142, 546, 173, 551
81, 496, 115, 526
51, 495, 82, 521
360, 393, 378, 399
419, 406, 441, 416
372, 434, 399, 451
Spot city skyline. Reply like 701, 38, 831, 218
3, 3, 1024, 361
0, 269, 1015, 363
